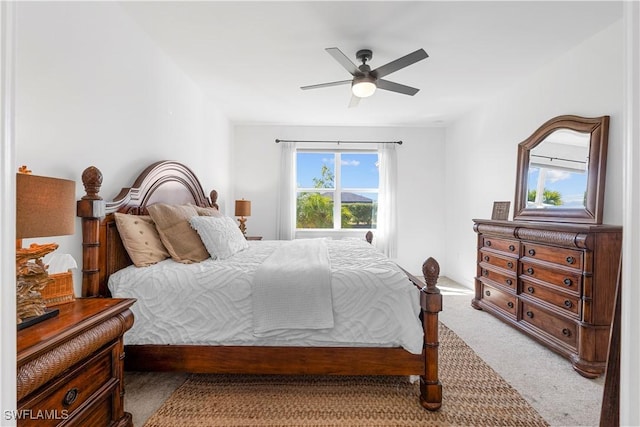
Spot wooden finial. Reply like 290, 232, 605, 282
422, 257, 440, 293
210, 190, 219, 209
81, 166, 103, 200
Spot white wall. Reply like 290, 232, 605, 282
445, 20, 624, 289
14, 2, 232, 296
232, 125, 446, 275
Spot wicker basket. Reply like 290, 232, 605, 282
42, 270, 76, 306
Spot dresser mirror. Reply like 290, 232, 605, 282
514, 115, 609, 224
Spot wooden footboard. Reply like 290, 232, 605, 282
76, 161, 442, 411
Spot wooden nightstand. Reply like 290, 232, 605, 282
17, 298, 135, 426
246, 236, 263, 240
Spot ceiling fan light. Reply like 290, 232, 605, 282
352, 79, 377, 98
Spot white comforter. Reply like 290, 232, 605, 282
108, 238, 424, 354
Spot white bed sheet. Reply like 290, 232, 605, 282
108, 238, 424, 354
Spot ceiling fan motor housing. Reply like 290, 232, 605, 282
356, 49, 373, 64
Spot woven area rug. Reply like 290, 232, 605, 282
143, 324, 548, 426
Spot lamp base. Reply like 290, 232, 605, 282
17, 307, 59, 331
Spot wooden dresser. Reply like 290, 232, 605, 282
472, 219, 621, 378
17, 298, 135, 426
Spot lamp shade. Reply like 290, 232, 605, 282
16, 173, 76, 239
234, 199, 251, 217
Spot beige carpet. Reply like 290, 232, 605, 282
143, 324, 548, 426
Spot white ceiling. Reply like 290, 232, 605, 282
120, 1, 622, 127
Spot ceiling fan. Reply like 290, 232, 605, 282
301, 47, 429, 107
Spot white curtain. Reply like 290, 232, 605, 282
376, 143, 398, 258
276, 141, 297, 240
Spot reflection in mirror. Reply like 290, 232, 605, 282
527, 129, 590, 209
514, 115, 609, 224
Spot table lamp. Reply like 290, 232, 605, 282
16, 167, 75, 329
234, 199, 251, 236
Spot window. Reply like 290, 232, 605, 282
296, 151, 379, 230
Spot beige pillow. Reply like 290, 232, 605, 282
190, 204, 223, 218
114, 213, 170, 267
147, 203, 210, 263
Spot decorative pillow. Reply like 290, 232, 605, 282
190, 204, 223, 218
147, 203, 210, 263
113, 213, 170, 267
189, 216, 249, 260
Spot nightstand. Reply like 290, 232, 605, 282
17, 298, 135, 427
246, 236, 263, 240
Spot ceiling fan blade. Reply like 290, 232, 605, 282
372, 49, 428, 79
326, 47, 360, 76
348, 94, 361, 108
301, 80, 352, 90
377, 79, 420, 96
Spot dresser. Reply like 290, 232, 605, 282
472, 219, 621, 378
17, 298, 135, 426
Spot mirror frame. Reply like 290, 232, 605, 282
514, 114, 610, 224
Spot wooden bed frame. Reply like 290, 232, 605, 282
77, 160, 443, 410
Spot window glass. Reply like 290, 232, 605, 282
296, 151, 378, 230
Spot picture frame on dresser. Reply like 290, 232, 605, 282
472, 114, 622, 379
491, 201, 510, 220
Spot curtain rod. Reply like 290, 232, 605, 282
531, 154, 586, 164
275, 139, 402, 145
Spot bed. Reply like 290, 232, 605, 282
76, 160, 443, 410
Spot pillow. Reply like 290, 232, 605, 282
147, 203, 210, 263
190, 204, 223, 218
113, 213, 170, 267
189, 216, 249, 260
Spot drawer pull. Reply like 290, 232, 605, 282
563, 278, 573, 286
507, 261, 514, 268
485, 290, 491, 297
509, 245, 516, 252
507, 301, 514, 309
566, 256, 575, 264
564, 300, 573, 308
527, 286, 534, 294
483, 269, 489, 277
484, 255, 490, 262
486, 240, 492, 247
63, 388, 79, 406
562, 328, 572, 337
526, 267, 534, 275
528, 248, 536, 256
526, 311, 534, 318
506, 279, 513, 286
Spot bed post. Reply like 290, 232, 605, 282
76, 166, 105, 297
420, 257, 442, 410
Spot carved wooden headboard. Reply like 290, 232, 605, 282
77, 160, 218, 297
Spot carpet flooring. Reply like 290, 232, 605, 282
142, 324, 548, 427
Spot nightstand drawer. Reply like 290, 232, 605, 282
19, 346, 115, 426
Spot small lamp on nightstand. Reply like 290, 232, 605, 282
16, 167, 75, 329
234, 199, 251, 236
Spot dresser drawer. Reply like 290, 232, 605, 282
19, 346, 115, 427
480, 283, 517, 318
478, 267, 516, 291
481, 236, 519, 256
522, 242, 583, 270
520, 260, 582, 295
520, 301, 577, 350
520, 279, 581, 318
479, 249, 517, 272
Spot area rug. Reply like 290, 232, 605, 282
143, 324, 548, 426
